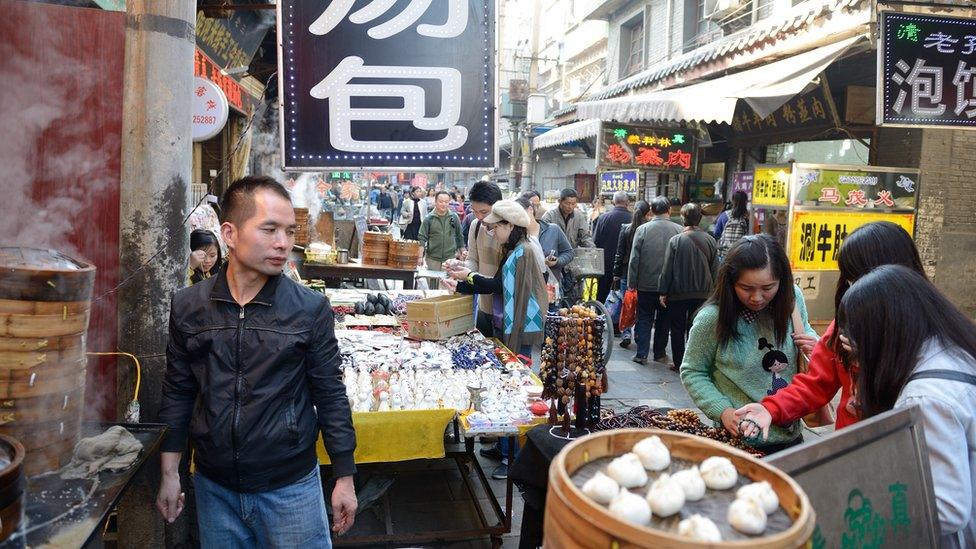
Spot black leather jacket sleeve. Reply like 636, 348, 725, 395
159, 302, 199, 453
612, 226, 630, 279
307, 298, 357, 477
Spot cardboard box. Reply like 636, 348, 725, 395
405, 294, 475, 340
406, 314, 476, 340
405, 294, 473, 323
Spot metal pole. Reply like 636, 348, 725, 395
116, 1, 195, 546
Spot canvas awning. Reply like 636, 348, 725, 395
576, 35, 865, 125
532, 118, 603, 150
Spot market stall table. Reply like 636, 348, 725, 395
2, 422, 166, 548
315, 326, 546, 547
302, 259, 418, 289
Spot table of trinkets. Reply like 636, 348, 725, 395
314, 323, 546, 547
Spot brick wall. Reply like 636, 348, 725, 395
875, 127, 976, 316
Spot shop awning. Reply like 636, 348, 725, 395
533, 119, 603, 150
576, 35, 865, 125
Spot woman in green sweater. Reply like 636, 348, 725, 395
679, 234, 818, 453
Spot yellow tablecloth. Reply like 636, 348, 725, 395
317, 408, 457, 465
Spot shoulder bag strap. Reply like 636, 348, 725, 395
908, 369, 976, 386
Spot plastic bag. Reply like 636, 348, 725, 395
619, 288, 638, 330
604, 289, 623, 323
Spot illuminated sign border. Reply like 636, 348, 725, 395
276, 0, 499, 172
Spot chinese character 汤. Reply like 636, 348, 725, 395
310, 0, 468, 39
607, 144, 631, 164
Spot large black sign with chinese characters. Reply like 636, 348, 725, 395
880, 11, 976, 129
278, 0, 496, 171
728, 79, 839, 147
597, 123, 697, 174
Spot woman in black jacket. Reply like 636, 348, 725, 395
611, 200, 650, 348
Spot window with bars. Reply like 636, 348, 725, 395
623, 19, 644, 76
695, 0, 722, 47
756, 0, 775, 20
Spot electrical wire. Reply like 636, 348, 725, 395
87, 352, 141, 402
92, 70, 277, 306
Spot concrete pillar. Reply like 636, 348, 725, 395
116, 1, 195, 546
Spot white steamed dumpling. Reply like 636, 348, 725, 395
632, 435, 671, 471
728, 497, 768, 535
646, 473, 685, 517
678, 514, 723, 542
609, 487, 652, 526
737, 481, 780, 514
700, 456, 738, 490
671, 466, 706, 501
582, 471, 620, 505
606, 453, 649, 488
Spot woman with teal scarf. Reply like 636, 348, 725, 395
447, 199, 548, 358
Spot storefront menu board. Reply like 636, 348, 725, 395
788, 164, 920, 271
753, 166, 791, 207
277, 0, 497, 171
598, 123, 697, 174
792, 165, 919, 210
790, 210, 915, 271
879, 11, 976, 129
599, 170, 638, 195
767, 405, 940, 548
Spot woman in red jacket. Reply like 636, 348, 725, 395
735, 221, 925, 435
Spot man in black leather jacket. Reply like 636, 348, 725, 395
156, 176, 357, 547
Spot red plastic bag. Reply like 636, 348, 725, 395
619, 289, 638, 330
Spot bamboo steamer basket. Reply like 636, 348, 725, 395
0, 248, 95, 476
387, 240, 421, 269
545, 429, 815, 548
0, 434, 25, 541
293, 207, 310, 246
362, 231, 392, 266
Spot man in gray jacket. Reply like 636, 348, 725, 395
542, 188, 595, 249
628, 197, 681, 365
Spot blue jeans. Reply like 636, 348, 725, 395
194, 466, 332, 549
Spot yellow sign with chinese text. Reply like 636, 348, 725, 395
790, 210, 915, 271
753, 167, 791, 207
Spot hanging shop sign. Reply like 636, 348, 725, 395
597, 123, 697, 174
194, 48, 250, 113
729, 78, 840, 147
879, 11, 976, 129
731, 171, 754, 196
277, 0, 497, 171
790, 210, 915, 271
191, 76, 230, 142
792, 165, 919, 210
753, 166, 791, 207
599, 170, 638, 194
195, 9, 273, 79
